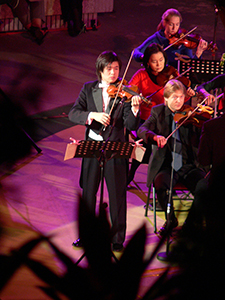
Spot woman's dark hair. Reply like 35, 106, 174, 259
95, 51, 122, 81
142, 43, 167, 70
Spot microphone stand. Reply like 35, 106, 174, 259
212, 5, 219, 60
157, 127, 177, 261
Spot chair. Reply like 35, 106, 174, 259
145, 183, 193, 233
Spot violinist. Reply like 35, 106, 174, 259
137, 79, 206, 236
197, 74, 225, 110
134, 8, 208, 68
183, 104, 225, 233
68, 50, 141, 252
127, 43, 195, 186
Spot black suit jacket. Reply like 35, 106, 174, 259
68, 80, 140, 141
137, 104, 201, 187
198, 113, 225, 173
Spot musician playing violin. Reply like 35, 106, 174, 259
134, 8, 208, 68
137, 79, 206, 236
68, 51, 141, 252
127, 43, 195, 185
197, 74, 225, 110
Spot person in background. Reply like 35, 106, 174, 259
60, 0, 85, 37
137, 79, 206, 236
68, 51, 141, 252
0, 0, 48, 44
133, 8, 208, 68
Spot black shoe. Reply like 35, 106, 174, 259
158, 218, 178, 237
28, 26, 48, 45
72, 238, 83, 247
112, 243, 124, 252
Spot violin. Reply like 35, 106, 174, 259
168, 28, 217, 52
173, 104, 212, 128
156, 65, 191, 87
107, 80, 152, 106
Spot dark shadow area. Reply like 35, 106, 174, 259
28, 103, 75, 142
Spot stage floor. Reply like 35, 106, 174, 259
0, 0, 224, 298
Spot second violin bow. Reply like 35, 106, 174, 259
164, 26, 197, 51
166, 96, 208, 141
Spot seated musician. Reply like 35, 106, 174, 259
197, 74, 225, 112
137, 79, 206, 236
183, 105, 225, 231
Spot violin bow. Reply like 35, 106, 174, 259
108, 49, 134, 116
166, 96, 208, 141
164, 26, 197, 51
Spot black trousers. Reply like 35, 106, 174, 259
60, 0, 83, 27
80, 155, 127, 245
153, 165, 206, 220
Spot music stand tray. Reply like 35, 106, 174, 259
178, 59, 225, 84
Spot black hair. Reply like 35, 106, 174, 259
95, 51, 122, 81
142, 43, 167, 70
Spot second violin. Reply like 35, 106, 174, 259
156, 65, 191, 87
173, 104, 212, 128
168, 28, 217, 53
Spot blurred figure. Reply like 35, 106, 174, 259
60, 0, 85, 37
1, 0, 48, 44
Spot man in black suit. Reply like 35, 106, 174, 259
137, 79, 206, 236
198, 113, 225, 177
68, 51, 141, 252
183, 108, 225, 230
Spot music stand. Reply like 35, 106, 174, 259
178, 59, 225, 84
65, 139, 134, 264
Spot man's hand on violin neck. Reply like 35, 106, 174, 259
90, 112, 110, 126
